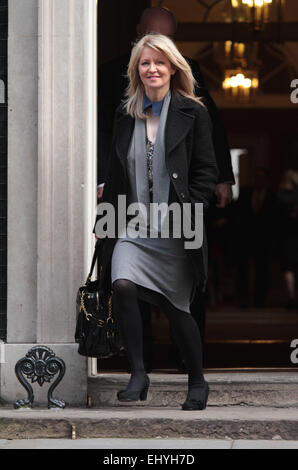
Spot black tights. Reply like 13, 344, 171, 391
113, 279, 205, 393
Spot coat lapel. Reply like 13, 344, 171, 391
115, 111, 134, 170
114, 93, 196, 166
165, 93, 195, 156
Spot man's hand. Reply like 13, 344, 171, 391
290, 203, 298, 219
215, 183, 232, 208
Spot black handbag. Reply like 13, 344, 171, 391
75, 240, 123, 358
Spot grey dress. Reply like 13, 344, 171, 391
111, 96, 195, 313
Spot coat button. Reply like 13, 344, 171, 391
172, 172, 178, 179
180, 192, 185, 199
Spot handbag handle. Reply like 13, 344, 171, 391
86, 239, 103, 283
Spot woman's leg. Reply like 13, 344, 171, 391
113, 279, 148, 393
162, 298, 208, 407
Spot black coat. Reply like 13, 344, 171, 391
98, 54, 234, 186
95, 91, 219, 292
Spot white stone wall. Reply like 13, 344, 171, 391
36, 0, 97, 343
2, 0, 97, 405
7, 0, 39, 343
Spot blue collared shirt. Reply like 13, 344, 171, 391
143, 95, 165, 117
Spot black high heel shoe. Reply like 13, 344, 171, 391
117, 374, 150, 402
182, 381, 209, 411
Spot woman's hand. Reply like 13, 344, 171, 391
97, 185, 104, 201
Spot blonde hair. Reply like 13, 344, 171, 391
279, 169, 298, 191
124, 34, 203, 119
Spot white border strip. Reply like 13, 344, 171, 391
86, 0, 98, 377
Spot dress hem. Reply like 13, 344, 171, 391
112, 275, 191, 314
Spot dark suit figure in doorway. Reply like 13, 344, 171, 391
236, 167, 275, 308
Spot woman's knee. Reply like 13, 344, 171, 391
163, 298, 197, 328
113, 279, 138, 299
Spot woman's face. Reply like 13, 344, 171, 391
138, 46, 175, 97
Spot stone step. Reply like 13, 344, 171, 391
88, 372, 298, 408
1, 405, 298, 440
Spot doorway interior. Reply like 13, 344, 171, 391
96, 0, 298, 372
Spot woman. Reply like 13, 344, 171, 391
95, 34, 218, 410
